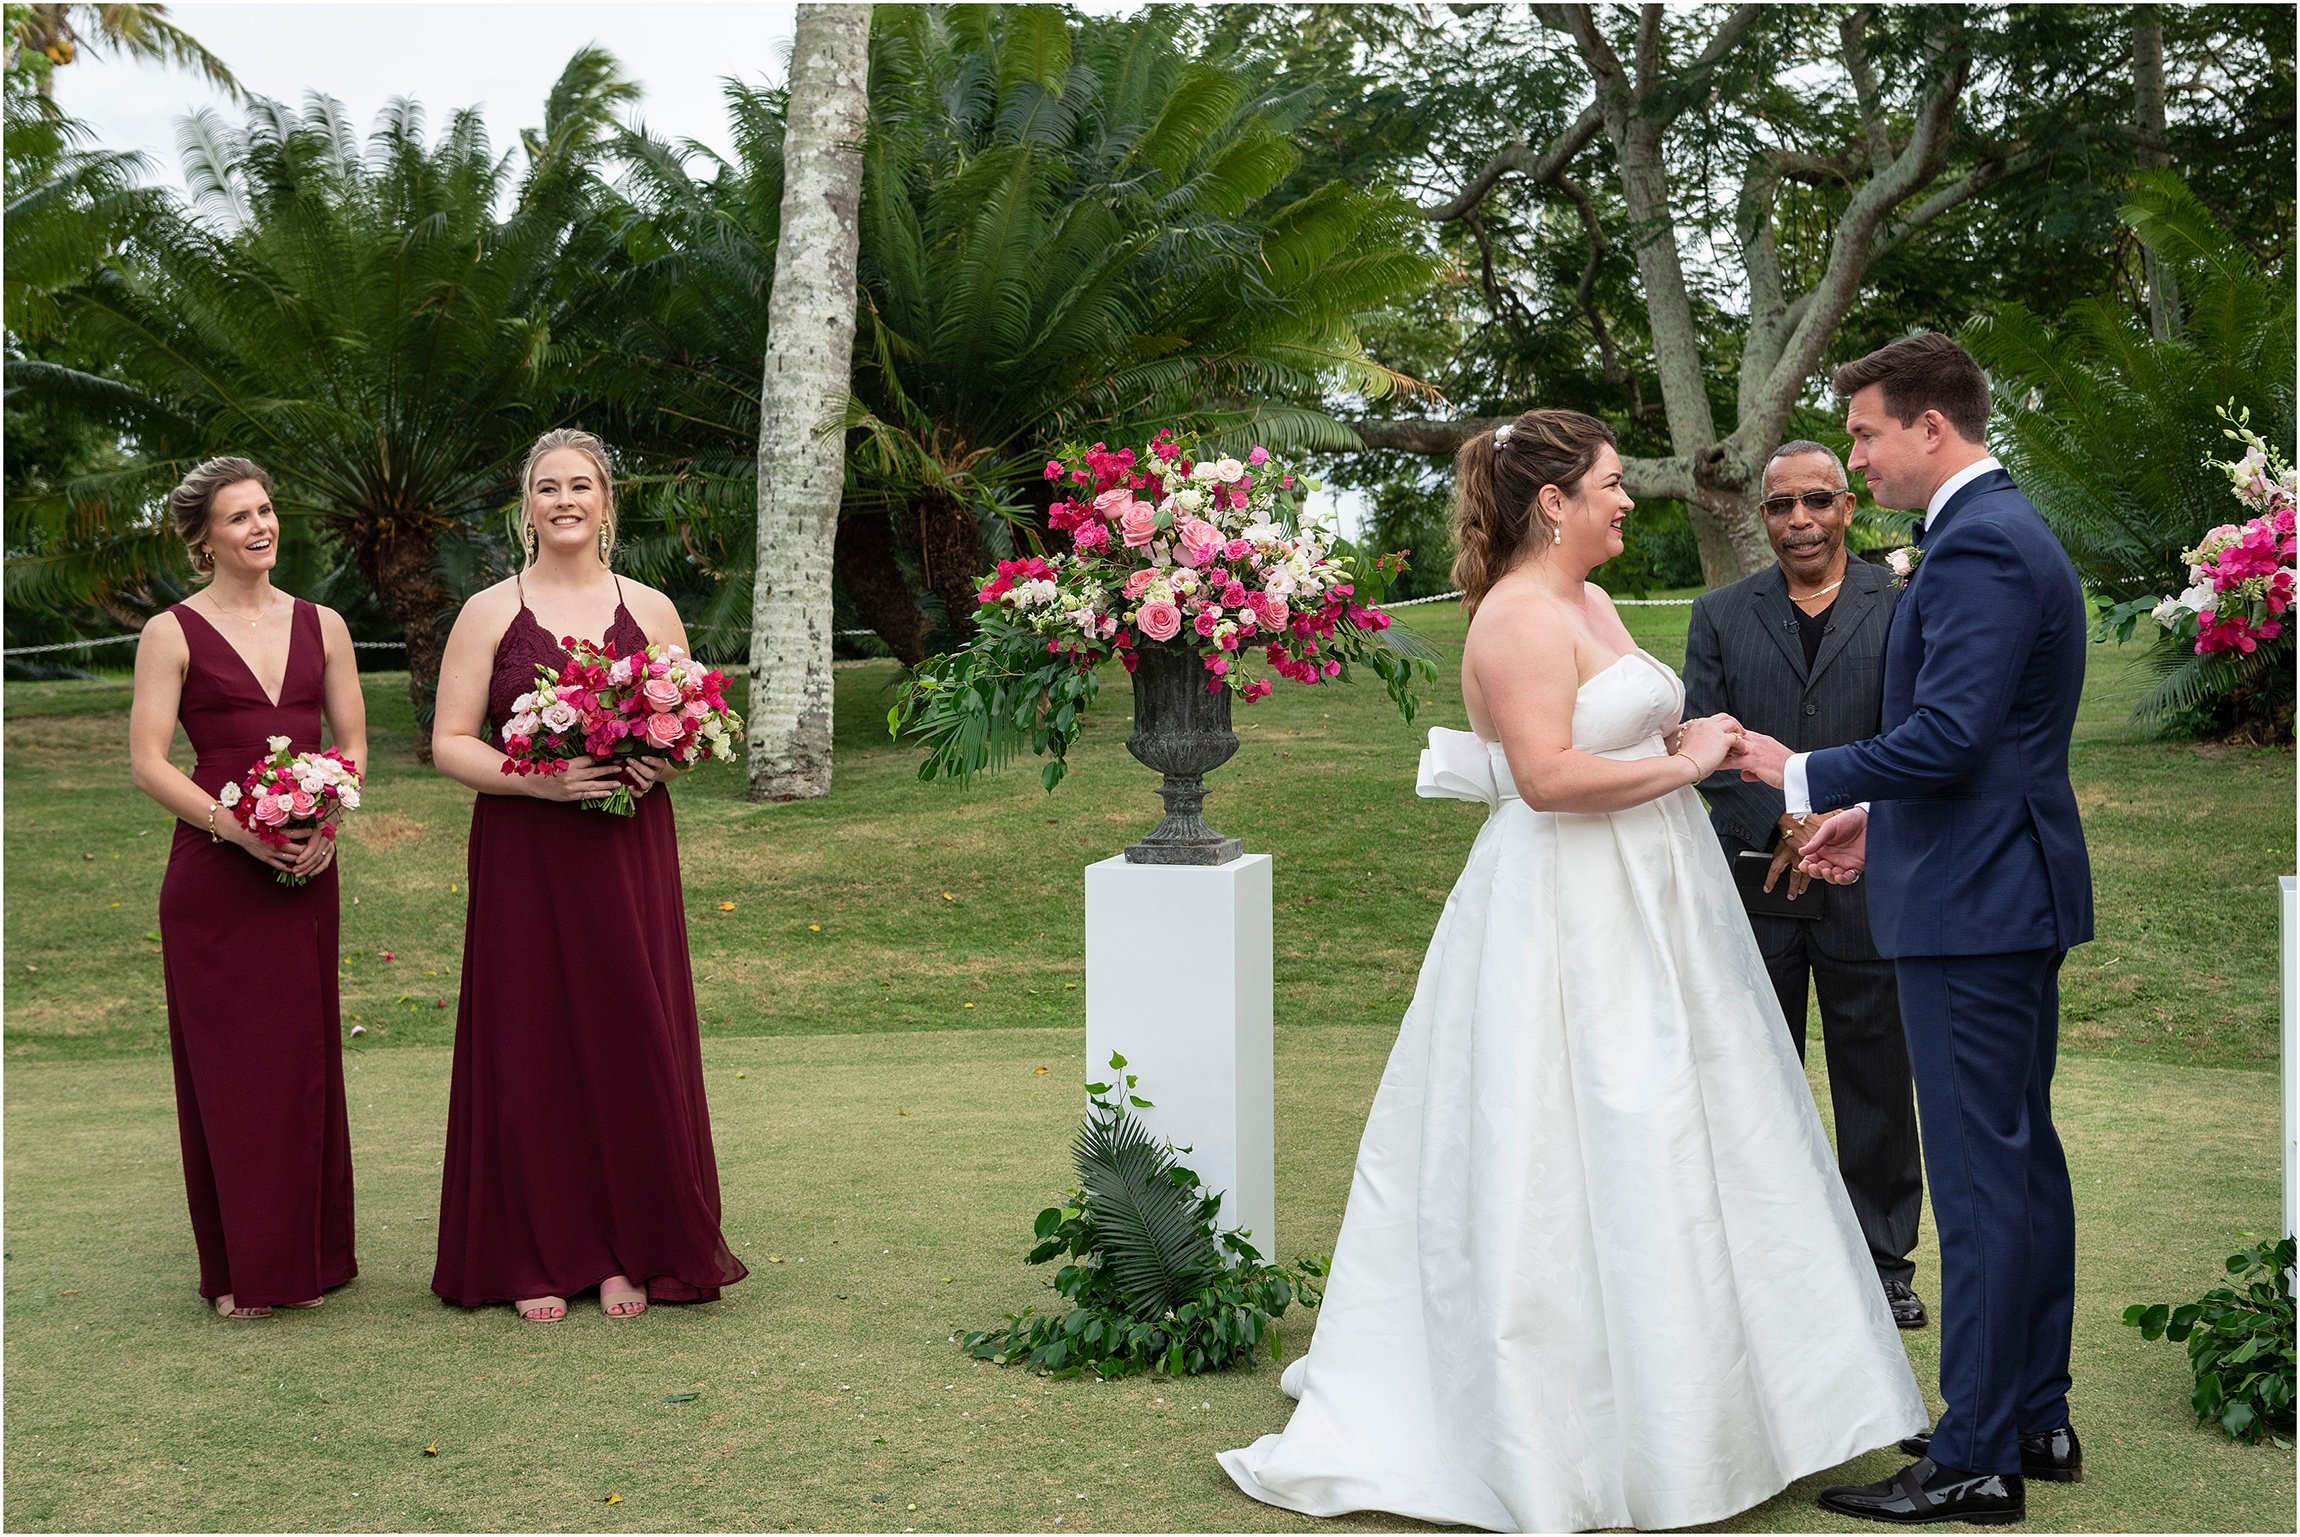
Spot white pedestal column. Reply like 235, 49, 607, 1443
1084, 853, 1275, 1253
2282, 876, 2295, 1242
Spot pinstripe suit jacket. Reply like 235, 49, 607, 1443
1681, 558, 1898, 952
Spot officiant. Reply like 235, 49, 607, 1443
1682, 440, 1927, 1331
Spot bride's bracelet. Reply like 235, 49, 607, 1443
1672, 747, 1708, 782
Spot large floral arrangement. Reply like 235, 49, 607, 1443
896, 432, 1434, 788
2147, 406, 2297, 656
217, 735, 361, 886
498, 639, 742, 815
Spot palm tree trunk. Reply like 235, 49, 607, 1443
834, 513, 931, 665
746, 2, 873, 803
2132, 6, 2181, 341
360, 520, 452, 763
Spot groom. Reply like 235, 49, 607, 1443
1730, 333, 2092, 1526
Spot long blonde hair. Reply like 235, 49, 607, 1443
519, 428, 618, 567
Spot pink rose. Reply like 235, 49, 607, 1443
1092, 488, 1133, 520
642, 711, 685, 749
1123, 568, 1157, 601
288, 789, 317, 819
1174, 517, 1223, 568
1194, 608, 1220, 638
642, 676, 683, 713
1252, 593, 1289, 630
1221, 580, 1248, 607
1247, 445, 1269, 466
1119, 501, 1159, 548
253, 794, 291, 828
1137, 598, 1183, 642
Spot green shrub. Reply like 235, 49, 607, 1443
2124, 1235, 2296, 1447
1966, 171, 2295, 738
962, 1055, 1325, 1379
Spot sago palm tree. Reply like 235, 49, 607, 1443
1966, 171, 2295, 736
6, 50, 636, 745
598, 3, 1433, 662
5, 2, 241, 99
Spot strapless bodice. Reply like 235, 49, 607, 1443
1417, 650, 1686, 808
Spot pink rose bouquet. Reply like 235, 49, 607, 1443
219, 734, 362, 886
498, 638, 743, 815
897, 430, 1434, 789
2147, 407, 2297, 657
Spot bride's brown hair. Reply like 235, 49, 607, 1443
1450, 409, 1616, 613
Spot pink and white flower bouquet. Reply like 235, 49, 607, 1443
2146, 407, 2297, 657
218, 734, 362, 886
897, 431, 1434, 789
498, 638, 743, 815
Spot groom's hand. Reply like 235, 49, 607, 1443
1731, 729, 1793, 787
1795, 805, 1868, 884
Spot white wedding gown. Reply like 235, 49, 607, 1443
1219, 649, 1925, 1532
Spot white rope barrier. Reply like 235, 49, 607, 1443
4, 602, 1699, 659
1383, 588, 1694, 609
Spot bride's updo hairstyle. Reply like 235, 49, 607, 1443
519, 427, 620, 566
1450, 408, 1616, 613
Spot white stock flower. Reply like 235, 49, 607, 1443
2151, 595, 2186, 629
2177, 580, 2217, 617
1010, 579, 1061, 609
1173, 488, 1205, 513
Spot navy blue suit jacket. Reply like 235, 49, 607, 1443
1803, 469, 2094, 958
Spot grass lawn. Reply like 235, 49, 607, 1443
3, 595, 2292, 1531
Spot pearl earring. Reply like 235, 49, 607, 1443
1552, 526, 1563, 545
598, 522, 611, 565
523, 521, 537, 565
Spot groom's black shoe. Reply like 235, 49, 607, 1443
1883, 1278, 1928, 1329
1817, 1457, 2025, 1525
1897, 1424, 2081, 1484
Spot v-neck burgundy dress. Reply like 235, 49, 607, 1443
159, 598, 357, 1308
430, 593, 746, 1308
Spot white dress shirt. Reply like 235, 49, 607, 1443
1781, 456, 2004, 816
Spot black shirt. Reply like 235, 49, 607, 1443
1793, 596, 1836, 670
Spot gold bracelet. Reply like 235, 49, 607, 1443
205, 801, 222, 843
1673, 748, 1707, 782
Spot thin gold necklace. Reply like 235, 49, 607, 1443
1789, 575, 1845, 604
207, 592, 273, 627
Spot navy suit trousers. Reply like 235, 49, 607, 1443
1894, 948, 2076, 1475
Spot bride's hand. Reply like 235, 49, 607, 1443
1677, 715, 1742, 776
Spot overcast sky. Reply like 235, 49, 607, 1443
53, 1, 804, 192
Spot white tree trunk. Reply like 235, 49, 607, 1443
748, 2, 872, 802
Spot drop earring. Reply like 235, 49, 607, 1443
598, 522, 611, 566
522, 520, 537, 566
1552, 525, 1563, 545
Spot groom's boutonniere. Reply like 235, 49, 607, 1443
1885, 544, 1923, 586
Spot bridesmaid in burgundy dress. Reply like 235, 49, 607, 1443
128, 456, 366, 1319
429, 428, 746, 1323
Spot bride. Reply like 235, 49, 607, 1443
1219, 410, 1925, 1532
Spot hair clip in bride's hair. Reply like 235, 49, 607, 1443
1494, 423, 1515, 449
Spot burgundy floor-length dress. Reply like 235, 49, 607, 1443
431, 588, 747, 1307
159, 598, 357, 1308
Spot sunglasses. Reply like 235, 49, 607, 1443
1759, 489, 1851, 518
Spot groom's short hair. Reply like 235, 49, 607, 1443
1831, 333, 1990, 445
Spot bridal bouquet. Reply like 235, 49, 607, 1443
498, 639, 742, 816
218, 736, 362, 886
897, 432, 1433, 789
2148, 406, 2297, 657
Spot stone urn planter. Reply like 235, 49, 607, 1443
1122, 640, 1243, 865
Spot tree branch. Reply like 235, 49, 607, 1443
1342, 418, 1697, 501
1421, 103, 1603, 221
1739, 12, 1971, 446
1839, 8, 1894, 174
